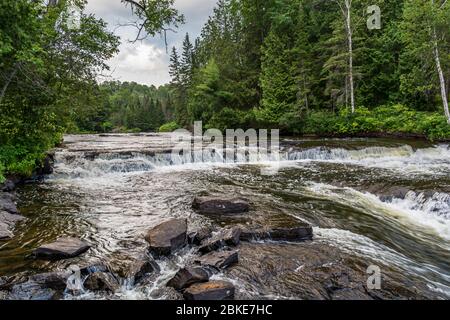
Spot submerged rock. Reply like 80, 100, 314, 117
145, 218, 187, 257
194, 250, 239, 270
240, 226, 313, 242
193, 197, 249, 214
199, 227, 241, 254
167, 267, 210, 291
83, 272, 120, 293
32, 237, 91, 260
183, 280, 235, 300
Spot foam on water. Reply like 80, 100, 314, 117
314, 227, 450, 297
50, 143, 450, 181
306, 183, 450, 243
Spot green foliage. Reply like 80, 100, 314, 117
159, 121, 180, 132
293, 105, 450, 141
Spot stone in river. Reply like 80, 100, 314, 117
188, 227, 213, 246
0, 222, 13, 240
194, 250, 238, 270
29, 271, 71, 291
167, 267, 210, 291
0, 193, 18, 214
198, 227, 241, 254
126, 258, 160, 285
145, 218, 187, 257
240, 226, 313, 242
83, 272, 120, 292
192, 197, 249, 214
0, 211, 26, 240
183, 280, 235, 300
32, 237, 91, 260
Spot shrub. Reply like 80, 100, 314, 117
159, 121, 180, 132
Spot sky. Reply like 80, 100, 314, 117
85, 0, 217, 87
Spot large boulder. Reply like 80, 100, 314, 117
83, 272, 120, 293
240, 226, 313, 242
193, 197, 249, 215
32, 237, 91, 260
145, 219, 187, 257
198, 227, 241, 254
167, 267, 210, 291
194, 250, 238, 270
183, 281, 235, 300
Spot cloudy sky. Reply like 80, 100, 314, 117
85, 0, 217, 87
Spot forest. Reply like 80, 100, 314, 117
0, 0, 449, 182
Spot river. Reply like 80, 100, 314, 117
1, 133, 449, 299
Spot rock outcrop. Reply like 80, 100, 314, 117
183, 280, 235, 300
83, 272, 120, 292
32, 237, 91, 260
167, 267, 210, 291
194, 250, 239, 270
145, 219, 187, 257
198, 227, 241, 254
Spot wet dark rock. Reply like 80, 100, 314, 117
0, 192, 18, 214
199, 227, 241, 254
167, 267, 210, 291
126, 258, 160, 285
0, 222, 12, 240
35, 152, 55, 176
145, 218, 187, 257
83, 272, 120, 292
32, 237, 91, 260
80, 264, 110, 276
183, 280, 235, 300
29, 272, 71, 291
194, 250, 239, 270
8, 280, 63, 300
188, 227, 213, 246
240, 226, 313, 242
1, 179, 17, 192
193, 197, 249, 215
0, 210, 25, 240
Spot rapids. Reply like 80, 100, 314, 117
1, 133, 449, 299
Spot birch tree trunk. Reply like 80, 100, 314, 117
431, 0, 450, 123
345, 0, 355, 113
433, 34, 450, 124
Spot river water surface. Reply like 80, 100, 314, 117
1, 134, 449, 299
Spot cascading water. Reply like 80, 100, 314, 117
2, 134, 450, 300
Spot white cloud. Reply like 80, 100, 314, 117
85, 0, 216, 87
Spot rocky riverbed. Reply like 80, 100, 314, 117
0, 134, 449, 300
